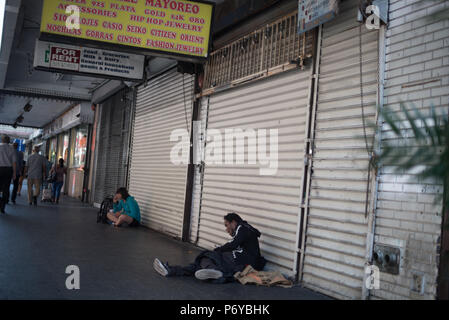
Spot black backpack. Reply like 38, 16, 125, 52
97, 197, 113, 223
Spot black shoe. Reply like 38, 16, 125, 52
29, 202, 32, 206
33, 196, 37, 206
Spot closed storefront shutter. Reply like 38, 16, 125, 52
301, 0, 379, 299
195, 68, 313, 276
94, 89, 134, 204
128, 68, 194, 237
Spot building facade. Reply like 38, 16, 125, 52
83, 0, 449, 299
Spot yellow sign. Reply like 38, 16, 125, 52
40, 0, 213, 59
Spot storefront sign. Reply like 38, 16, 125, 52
298, 0, 339, 34
40, 0, 214, 61
34, 40, 145, 80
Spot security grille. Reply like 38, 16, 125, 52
203, 11, 315, 93
93, 88, 134, 204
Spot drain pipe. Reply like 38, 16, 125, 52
297, 24, 322, 282
361, 24, 386, 300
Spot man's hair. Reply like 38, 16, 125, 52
2, 135, 10, 143
115, 187, 130, 200
58, 158, 64, 166
224, 212, 243, 224
13, 142, 18, 147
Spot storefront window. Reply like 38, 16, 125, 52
63, 134, 69, 163
49, 137, 57, 163
72, 125, 88, 169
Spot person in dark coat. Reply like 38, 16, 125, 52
153, 213, 266, 282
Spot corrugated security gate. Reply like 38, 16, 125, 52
94, 88, 134, 204
301, 0, 379, 299
128, 68, 194, 237
195, 68, 313, 276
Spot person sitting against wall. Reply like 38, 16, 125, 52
153, 213, 266, 282
49, 158, 67, 204
106, 187, 141, 227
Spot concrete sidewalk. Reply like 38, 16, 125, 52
0, 187, 330, 300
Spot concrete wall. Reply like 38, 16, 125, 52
372, 0, 449, 300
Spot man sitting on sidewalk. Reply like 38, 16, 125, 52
107, 187, 141, 227
153, 213, 266, 282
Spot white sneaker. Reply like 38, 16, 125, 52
194, 269, 223, 280
153, 258, 169, 277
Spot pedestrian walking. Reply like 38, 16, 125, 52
10, 142, 24, 205
16, 159, 25, 197
0, 135, 17, 214
25, 146, 46, 206
49, 158, 67, 204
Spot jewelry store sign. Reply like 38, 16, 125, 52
33, 39, 145, 80
39, 0, 214, 62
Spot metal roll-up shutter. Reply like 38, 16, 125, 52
94, 89, 133, 204
197, 68, 313, 276
128, 68, 194, 237
301, 0, 379, 299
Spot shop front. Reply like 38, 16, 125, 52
41, 103, 94, 200
66, 125, 89, 199
127, 68, 195, 237
47, 136, 57, 163
91, 88, 135, 207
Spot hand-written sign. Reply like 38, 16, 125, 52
40, 0, 214, 60
34, 39, 145, 80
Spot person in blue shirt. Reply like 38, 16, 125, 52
106, 187, 141, 227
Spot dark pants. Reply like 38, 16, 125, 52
168, 251, 237, 279
52, 181, 64, 200
169, 257, 220, 276
10, 175, 20, 202
0, 167, 13, 212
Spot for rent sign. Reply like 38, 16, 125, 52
50, 46, 81, 70
40, 0, 214, 61
34, 39, 145, 80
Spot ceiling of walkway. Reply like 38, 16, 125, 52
0, 0, 103, 128
0, 0, 271, 129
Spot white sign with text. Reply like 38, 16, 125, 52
34, 40, 145, 80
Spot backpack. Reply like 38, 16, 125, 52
97, 197, 113, 224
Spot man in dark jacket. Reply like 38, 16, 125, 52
153, 213, 266, 282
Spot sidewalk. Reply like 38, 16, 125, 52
0, 186, 330, 300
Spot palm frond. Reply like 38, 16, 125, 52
374, 102, 449, 209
